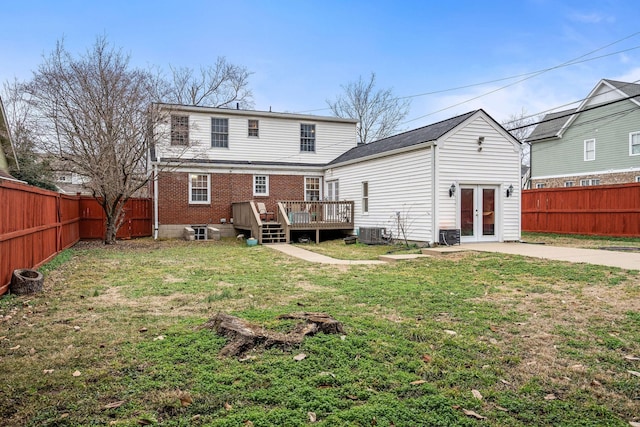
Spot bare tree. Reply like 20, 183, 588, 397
25, 36, 166, 244
165, 58, 253, 108
501, 108, 539, 167
327, 73, 410, 144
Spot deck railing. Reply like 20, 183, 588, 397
278, 200, 354, 229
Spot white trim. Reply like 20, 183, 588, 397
584, 138, 595, 161
630, 131, 640, 156
361, 181, 369, 215
188, 173, 210, 204
253, 174, 269, 196
531, 165, 640, 180
304, 176, 321, 201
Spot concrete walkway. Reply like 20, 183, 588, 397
267, 242, 640, 270
424, 242, 640, 270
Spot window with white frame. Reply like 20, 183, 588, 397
253, 175, 269, 196
248, 119, 259, 137
630, 132, 640, 156
584, 139, 595, 161
211, 118, 229, 148
535, 183, 546, 189
636, 176, 640, 183
171, 115, 189, 146
300, 124, 316, 152
305, 177, 321, 201
580, 178, 600, 186
564, 181, 574, 187
189, 174, 210, 204
362, 181, 369, 213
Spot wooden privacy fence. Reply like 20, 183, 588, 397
0, 179, 152, 295
522, 183, 640, 237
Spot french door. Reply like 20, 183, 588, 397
325, 180, 339, 220
460, 185, 498, 242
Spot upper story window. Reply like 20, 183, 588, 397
300, 124, 316, 152
253, 175, 269, 196
248, 120, 259, 137
564, 181, 574, 187
580, 178, 600, 186
189, 174, 210, 204
584, 139, 595, 161
636, 176, 640, 183
305, 177, 320, 201
630, 132, 640, 156
535, 183, 546, 189
171, 115, 189, 146
211, 118, 229, 148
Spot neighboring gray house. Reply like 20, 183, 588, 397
326, 109, 522, 244
527, 79, 640, 188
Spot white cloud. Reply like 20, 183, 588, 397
613, 67, 640, 83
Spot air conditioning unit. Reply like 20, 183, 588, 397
359, 227, 386, 245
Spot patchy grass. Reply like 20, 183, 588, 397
522, 232, 640, 249
294, 239, 422, 260
0, 238, 639, 426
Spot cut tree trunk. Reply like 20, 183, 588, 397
10, 269, 44, 295
201, 312, 344, 357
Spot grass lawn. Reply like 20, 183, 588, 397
1, 238, 639, 426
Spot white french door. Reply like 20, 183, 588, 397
459, 185, 498, 242
325, 180, 339, 220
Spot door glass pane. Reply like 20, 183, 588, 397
482, 188, 495, 236
461, 188, 474, 236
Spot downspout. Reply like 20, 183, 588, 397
153, 162, 159, 240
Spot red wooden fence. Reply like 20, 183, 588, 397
0, 179, 152, 295
522, 183, 640, 237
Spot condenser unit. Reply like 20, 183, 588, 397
358, 227, 387, 245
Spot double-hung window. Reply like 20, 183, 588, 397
253, 175, 269, 196
171, 115, 189, 146
584, 139, 595, 161
211, 118, 229, 148
300, 124, 316, 152
580, 178, 600, 186
248, 119, 259, 137
564, 181, 574, 187
189, 174, 210, 204
362, 182, 369, 214
630, 132, 640, 156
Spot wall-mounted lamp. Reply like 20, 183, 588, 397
506, 184, 514, 198
449, 183, 456, 198
478, 136, 484, 145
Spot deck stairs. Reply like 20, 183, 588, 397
261, 222, 287, 244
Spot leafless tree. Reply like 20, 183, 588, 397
165, 58, 253, 108
25, 36, 167, 244
327, 73, 411, 144
502, 108, 539, 167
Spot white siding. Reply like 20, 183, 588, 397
328, 147, 433, 242
157, 111, 356, 165
437, 115, 521, 241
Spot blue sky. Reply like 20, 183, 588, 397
1, 0, 639, 129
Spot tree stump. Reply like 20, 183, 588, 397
201, 312, 344, 357
10, 269, 44, 295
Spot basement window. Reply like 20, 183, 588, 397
192, 226, 207, 240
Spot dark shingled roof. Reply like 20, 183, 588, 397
526, 109, 575, 143
604, 79, 640, 100
328, 110, 478, 165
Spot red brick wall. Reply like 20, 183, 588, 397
158, 172, 306, 225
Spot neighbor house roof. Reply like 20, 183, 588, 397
526, 108, 575, 143
328, 110, 478, 166
604, 79, 640, 101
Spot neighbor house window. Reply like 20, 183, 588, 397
189, 174, 210, 204
630, 132, 640, 156
535, 183, 546, 189
248, 119, 259, 137
584, 139, 595, 161
253, 175, 269, 196
211, 118, 229, 148
171, 115, 189, 146
580, 179, 600, 186
192, 226, 207, 240
636, 176, 640, 183
305, 177, 320, 201
564, 181, 574, 187
362, 182, 369, 213
300, 124, 316, 152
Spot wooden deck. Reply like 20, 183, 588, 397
232, 200, 355, 244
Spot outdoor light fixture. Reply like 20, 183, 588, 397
506, 184, 514, 198
478, 136, 484, 145
449, 183, 456, 197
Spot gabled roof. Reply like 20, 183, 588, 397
527, 79, 640, 143
328, 110, 478, 165
526, 108, 575, 143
